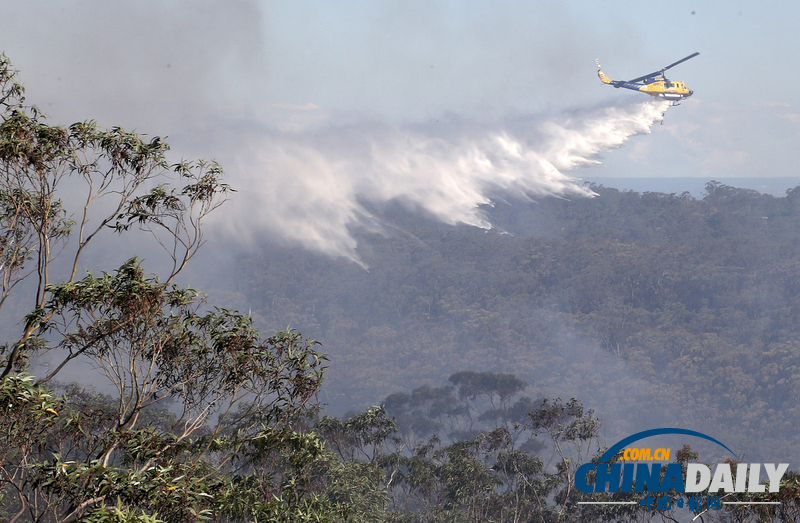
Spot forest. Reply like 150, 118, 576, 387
231, 178, 800, 466
2, 52, 800, 522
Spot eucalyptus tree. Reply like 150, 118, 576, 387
0, 54, 329, 522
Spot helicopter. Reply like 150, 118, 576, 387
596, 52, 699, 105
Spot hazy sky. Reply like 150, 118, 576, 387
2, 0, 799, 255
3, 0, 797, 173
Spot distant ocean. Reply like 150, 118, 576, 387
579, 177, 800, 198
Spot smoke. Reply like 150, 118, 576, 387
216, 99, 669, 261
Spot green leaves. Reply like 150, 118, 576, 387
0, 53, 25, 115
528, 397, 599, 444
79, 498, 166, 523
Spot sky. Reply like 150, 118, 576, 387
1, 0, 799, 256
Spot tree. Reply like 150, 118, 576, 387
0, 52, 232, 380
0, 53, 329, 522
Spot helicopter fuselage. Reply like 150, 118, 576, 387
610, 78, 693, 101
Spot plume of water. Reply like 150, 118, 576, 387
218, 99, 669, 260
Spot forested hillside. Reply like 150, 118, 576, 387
229, 182, 800, 463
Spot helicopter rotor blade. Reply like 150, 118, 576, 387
627, 70, 662, 83
626, 52, 699, 84
662, 52, 700, 72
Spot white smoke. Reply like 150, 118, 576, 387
218, 99, 669, 260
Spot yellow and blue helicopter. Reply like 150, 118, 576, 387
596, 52, 699, 105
